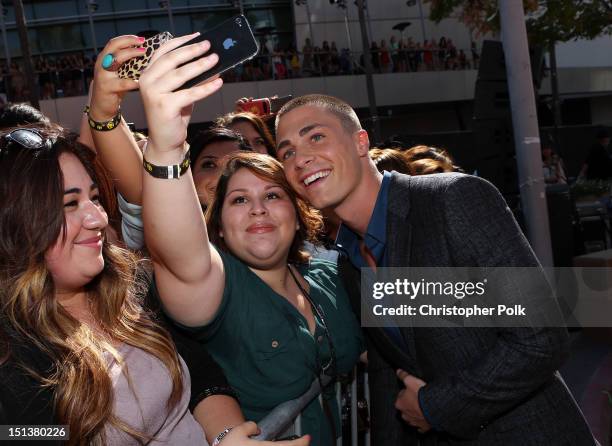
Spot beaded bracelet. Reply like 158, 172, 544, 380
212, 427, 233, 446
87, 109, 121, 131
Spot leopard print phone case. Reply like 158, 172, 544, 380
117, 31, 173, 80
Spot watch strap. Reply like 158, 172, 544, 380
143, 150, 191, 179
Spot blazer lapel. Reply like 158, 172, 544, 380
339, 255, 419, 373
387, 172, 412, 266
385, 173, 421, 374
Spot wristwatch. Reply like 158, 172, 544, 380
142, 149, 191, 179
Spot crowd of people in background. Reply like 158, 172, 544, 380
0, 53, 95, 101
0, 36, 479, 101
263, 35, 478, 80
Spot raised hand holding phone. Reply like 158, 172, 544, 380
139, 32, 223, 158
90, 35, 144, 121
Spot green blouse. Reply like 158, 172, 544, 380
191, 251, 364, 446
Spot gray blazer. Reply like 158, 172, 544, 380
339, 172, 595, 445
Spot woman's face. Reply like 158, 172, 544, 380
220, 168, 298, 270
45, 153, 108, 293
192, 140, 242, 207
229, 121, 269, 155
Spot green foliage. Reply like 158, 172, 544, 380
426, 0, 612, 45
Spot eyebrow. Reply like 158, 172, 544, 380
64, 183, 98, 195
276, 123, 326, 151
226, 184, 283, 195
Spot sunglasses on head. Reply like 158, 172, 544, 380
1, 128, 53, 154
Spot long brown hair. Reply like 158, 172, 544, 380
0, 124, 183, 445
205, 152, 323, 264
403, 145, 458, 174
369, 147, 413, 174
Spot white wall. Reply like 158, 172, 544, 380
556, 36, 612, 68
41, 64, 612, 132
41, 70, 478, 131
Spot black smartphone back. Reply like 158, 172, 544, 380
177, 15, 259, 90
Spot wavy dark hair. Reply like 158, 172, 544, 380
369, 147, 413, 175
188, 126, 251, 166
403, 145, 461, 174
0, 124, 183, 445
205, 152, 323, 264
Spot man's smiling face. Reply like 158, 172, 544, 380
275, 105, 364, 210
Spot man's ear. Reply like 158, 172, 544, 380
354, 129, 370, 157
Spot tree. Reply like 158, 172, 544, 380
427, 0, 612, 45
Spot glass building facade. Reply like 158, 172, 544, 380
0, 0, 294, 58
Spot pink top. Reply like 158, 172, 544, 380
104, 344, 209, 445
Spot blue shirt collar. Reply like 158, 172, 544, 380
336, 171, 392, 268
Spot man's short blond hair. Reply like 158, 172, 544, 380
275, 94, 362, 134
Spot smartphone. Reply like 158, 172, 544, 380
176, 15, 259, 90
238, 98, 271, 116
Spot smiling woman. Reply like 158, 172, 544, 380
44, 152, 108, 295
135, 30, 365, 445
206, 153, 321, 266
147, 151, 364, 446
0, 124, 288, 446
0, 125, 194, 444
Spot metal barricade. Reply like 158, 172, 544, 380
291, 367, 371, 446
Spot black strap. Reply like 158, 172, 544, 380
287, 265, 339, 442
287, 264, 337, 378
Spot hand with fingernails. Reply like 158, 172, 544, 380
222, 422, 310, 446
138, 32, 223, 159
91, 35, 145, 122
394, 369, 432, 434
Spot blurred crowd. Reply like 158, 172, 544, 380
0, 53, 95, 101
0, 36, 479, 101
